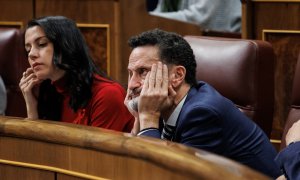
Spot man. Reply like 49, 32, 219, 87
275, 120, 300, 180
125, 29, 281, 178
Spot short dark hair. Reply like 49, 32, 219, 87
128, 29, 197, 86
25, 16, 103, 119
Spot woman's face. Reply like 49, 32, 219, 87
25, 26, 65, 81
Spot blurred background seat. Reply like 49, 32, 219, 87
0, 28, 28, 117
185, 36, 275, 138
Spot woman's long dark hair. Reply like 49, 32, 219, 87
25, 16, 106, 120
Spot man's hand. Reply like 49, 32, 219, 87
138, 62, 176, 130
286, 120, 300, 145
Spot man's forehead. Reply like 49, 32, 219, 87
131, 46, 159, 57
128, 46, 160, 69
128, 58, 159, 69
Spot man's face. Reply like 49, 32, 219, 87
127, 45, 160, 111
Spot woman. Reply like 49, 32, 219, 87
19, 16, 134, 132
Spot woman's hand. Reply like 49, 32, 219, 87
19, 68, 43, 119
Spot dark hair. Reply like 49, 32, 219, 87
25, 16, 105, 119
128, 28, 197, 86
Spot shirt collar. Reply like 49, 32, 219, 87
164, 94, 187, 126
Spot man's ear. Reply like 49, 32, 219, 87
169, 65, 186, 88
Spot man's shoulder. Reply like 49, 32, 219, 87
186, 81, 228, 106
182, 81, 238, 116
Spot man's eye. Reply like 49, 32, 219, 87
140, 68, 148, 76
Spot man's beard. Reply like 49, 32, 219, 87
128, 96, 139, 112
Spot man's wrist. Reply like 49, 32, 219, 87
137, 127, 160, 136
139, 112, 160, 129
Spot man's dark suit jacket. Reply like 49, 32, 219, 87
140, 81, 281, 178
275, 141, 300, 179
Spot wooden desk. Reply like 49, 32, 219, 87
0, 116, 269, 180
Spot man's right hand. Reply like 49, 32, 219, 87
138, 62, 175, 130
286, 120, 300, 145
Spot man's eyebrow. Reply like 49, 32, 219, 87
134, 66, 151, 71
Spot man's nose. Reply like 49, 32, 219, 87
128, 74, 142, 90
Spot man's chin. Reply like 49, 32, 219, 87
128, 97, 139, 112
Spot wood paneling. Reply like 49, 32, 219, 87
0, 0, 33, 25
263, 31, 300, 140
78, 24, 110, 75
242, 0, 300, 141
0, 0, 32, 29
57, 174, 87, 180
0, 164, 54, 180
0, 116, 270, 180
34, 0, 119, 80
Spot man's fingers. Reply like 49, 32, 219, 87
141, 72, 150, 94
148, 63, 157, 90
155, 62, 163, 88
162, 64, 168, 91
